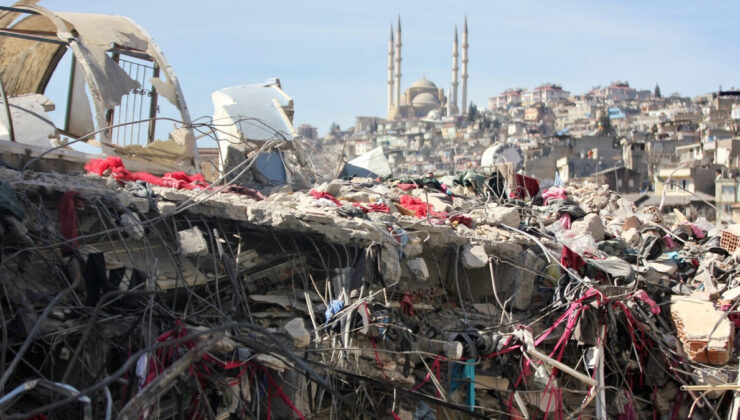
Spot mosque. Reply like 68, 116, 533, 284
387, 16, 469, 120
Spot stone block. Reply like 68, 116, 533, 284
571, 213, 605, 242
116, 190, 132, 207
178, 226, 209, 257
156, 200, 177, 216
406, 258, 430, 281
404, 239, 423, 258
283, 318, 310, 348
130, 197, 150, 214
489, 206, 520, 227
461, 243, 488, 269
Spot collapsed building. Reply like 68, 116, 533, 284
1, 3, 740, 420
0, 1, 197, 173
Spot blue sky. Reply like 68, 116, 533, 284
38, 0, 740, 136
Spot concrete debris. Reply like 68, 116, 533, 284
511, 249, 545, 311
283, 318, 311, 348
671, 297, 734, 365
155, 200, 177, 216
461, 243, 488, 269
178, 226, 209, 257
0, 7, 737, 414
621, 227, 641, 246
571, 213, 606, 241
2, 158, 740, 419
129, 197, 150, 214
406, 257, 430, 281
488, 205, 521, 227
120, 213, 145, 240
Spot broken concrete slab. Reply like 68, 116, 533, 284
461, 243, 488, 269
406, 258, 430, 281
670, 296, 734, 365
571, 213, 605, 241
178, 226, 209, 257
156, 200, 177, 216
511, 249, 545, 311
488, 206, 520, 227
129, 197, 150, 214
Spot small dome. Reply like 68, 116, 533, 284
410, 78, 438, 90
411, 92, 440, 107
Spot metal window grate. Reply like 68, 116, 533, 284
109, 56, 158, 146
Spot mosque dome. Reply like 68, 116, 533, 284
410, 78, 438, 90
411, 92, 440, 107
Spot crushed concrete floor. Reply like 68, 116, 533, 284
0, 159, 740, 419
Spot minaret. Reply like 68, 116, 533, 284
461, 16, 469, 115
450, 26, 459, 116
394, 15, 402, 111
387, 25, 395, 115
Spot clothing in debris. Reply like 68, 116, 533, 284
85, 156, 208, 190
58, 191, 80, 255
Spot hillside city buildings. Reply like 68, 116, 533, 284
302, 17, 740, 223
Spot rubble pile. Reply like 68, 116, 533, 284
0, 161, 739, 419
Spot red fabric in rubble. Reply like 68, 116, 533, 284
450, 214, 473, 228
353, 202, 390, 214
560, 245, 586, 272
632, 289, 661, 315
220, 185, 266, 201
542, 187, 567, 205
400, 292, 415, 317
396, 183, 418, 191
560, 213, 572, 229
85, 156, 208, 190
398, 195, 447, 218
510, 174, 540, 200
309, 189, 342, 206
58, 191, 80, 255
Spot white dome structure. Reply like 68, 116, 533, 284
411, 92, 440, 107
410, 78, 438, 90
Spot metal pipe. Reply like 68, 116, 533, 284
0, 28, 66, 45
527, 346, 598, 387
0, 6, 41, 14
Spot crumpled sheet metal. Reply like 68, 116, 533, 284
211, 79, 296, 145
0, 4, 191, 130
0, 3, 196, 171
54, 12, 145, 110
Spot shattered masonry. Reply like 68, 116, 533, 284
0, 3, 740, 420
2, 158, 740, 418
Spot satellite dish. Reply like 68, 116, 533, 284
481, 143, 523, 173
